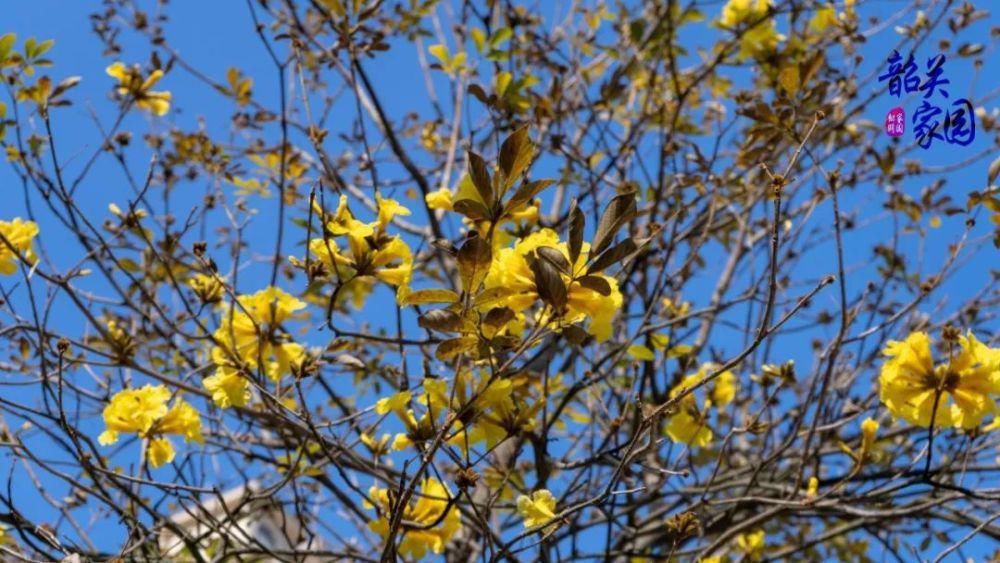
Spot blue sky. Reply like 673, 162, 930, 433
1, 0, 998, 559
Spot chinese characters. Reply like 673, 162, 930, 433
878, 50, 974, 148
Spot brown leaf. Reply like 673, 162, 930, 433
592, 193, 637, 256
536, 246, 571, 273
529, 254, 567, 309
402, 288, 461, 306
453, 198, 491, 221
498, 125, 534, 190
467, 151, 494, 207
457, 234, 492, 293
577, 275, 612, 296
418, 309, 468, 333
568, 204, 585, 265
588, 238, 637, 274
436, 336, 478, 361
483, 306, 516, 328
506, 179, 554, 211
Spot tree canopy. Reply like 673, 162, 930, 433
0, 0, 999, 561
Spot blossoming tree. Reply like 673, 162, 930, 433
0, 0, 999, 561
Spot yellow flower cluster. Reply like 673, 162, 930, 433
367, 478, 461, 559
98, 384, 203, 468
186, 273, 225, 304
376, 370, 541, 454
879, 331, 1000, 429
484, 229, 622, 342
204, 286, 307, 408
0, 217, 39, 275
718, 0, 785, 60
665, 363, 737, 447
106, 62, 171, 116
296, 194, 413, 307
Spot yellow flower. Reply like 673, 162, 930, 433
425, 187, 453, 211
484, 229, 623, 342
360, 433, 391, 455
106, 62, 171, 116
665, 375, 713, 447
859, 417, 878, 460
375, 390, 412, 416
211, 286, 306, 381
735, 529, 766, 561
375, 194, 410, 231
718, 0, 785, 60
156, 399, 205, 444
147, 437, 175, 468
203, 365, 250, 409
879, 331, 1000, 429
368, 478, 461, 559
302, 195, 414, 304
98, 385, 203, 469
806, 476, 819, 499
516, 489, 559, 531
187, 273, 225, 304
0, 217, 39, 275
809, 3, 837, 32
703, 363, 737, 408
98, 384, 171, 445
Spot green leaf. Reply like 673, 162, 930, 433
0, 33, 15, 60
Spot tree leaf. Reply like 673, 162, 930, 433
577, 275, 611, 296
418, 309, 467, 333
457, 234, 492, 293
627, 344, 655, 361
988, 156, 1000, 186
498, 125, 534, 190
568, 204, 585, 265
528, 254, 567, 309
779, 64, 800, 96
483, 306, 515, 328
536, 246, 570, 273
506, 179, 554, 211
436, 336, 478, 361
467, 151, 493, 207
467, 83, 490, 105
588, 238, 637, 274
453, 198, 491, 221
592, 193, 637, 256
402, 288, 461, 306
474, 286, 517, 308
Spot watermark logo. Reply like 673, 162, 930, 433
885, 107, 905, 137
877, 50, 975, 148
